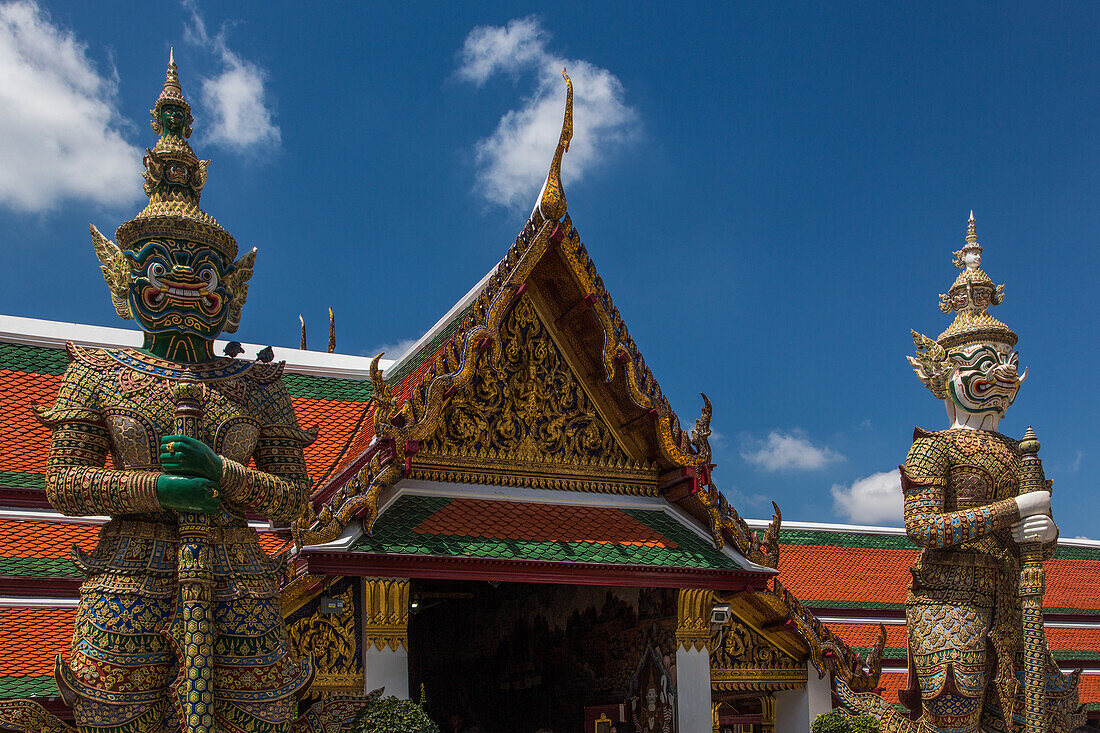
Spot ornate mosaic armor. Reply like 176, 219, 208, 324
901, 427, 1055, 731
38, 345, 314, 732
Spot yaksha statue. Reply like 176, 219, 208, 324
31, 52, 313, 732
837, 214, 1084, 732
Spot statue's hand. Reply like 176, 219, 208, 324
156, 474, 221, 514
1014, 490, 1050, 518
159, 435, 223, 482
1012, 514, 1058, 544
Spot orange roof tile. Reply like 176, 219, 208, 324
413, 499, 677, 547
828, 622, 908, 650
0, 517, 286, 560
827, 621, 1100, 658
778, 545, 917, 605
0, 520, 98, 558
0, 360, 372, 499
1080, 674, 1100, 704
0, 370, 58, 476
1044, 558, 1100, 612
0, 606, 76, 677
876, 671, 910, 705
293, 396, 368, 481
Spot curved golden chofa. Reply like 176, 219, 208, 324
535, 69, 573, 222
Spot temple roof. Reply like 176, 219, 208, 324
296, 87, 777, 571
301, 483, 771, 588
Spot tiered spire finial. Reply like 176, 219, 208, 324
113, 50, 237, 259
934, 211, 1014, 348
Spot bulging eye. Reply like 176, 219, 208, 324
198, 266, 218, 289
149, 262, 166, 277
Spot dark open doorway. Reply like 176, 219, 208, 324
407, 580, 678, 733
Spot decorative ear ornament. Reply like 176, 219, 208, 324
90, 225, 133, 320
907, 330, 953, 399
222, 247, 257, 334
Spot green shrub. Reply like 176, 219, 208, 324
811, 710, 880, 733
352, 696, 440, 733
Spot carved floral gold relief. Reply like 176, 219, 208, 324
413, 296, 656, 493
287, 585, 363, 693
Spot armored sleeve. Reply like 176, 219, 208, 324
902, 434, 1020, 549
38, 359, 161, 515
219, 378, 312, 522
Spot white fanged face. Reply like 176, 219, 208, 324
947, 342, 1027, 417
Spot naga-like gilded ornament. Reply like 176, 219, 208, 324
6, 51, 317, 733
836, 214, 1084, 733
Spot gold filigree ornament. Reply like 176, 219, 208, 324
710, 621, 805, 693
91, 225, 133, 320
411, 296, 656, 494
907, 329, 954, 400
287, 585, 363, 694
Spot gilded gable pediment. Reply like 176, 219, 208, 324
409, 296, 658, 494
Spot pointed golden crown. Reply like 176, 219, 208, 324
934, 212, 1015, 349
114, 50, 237, 259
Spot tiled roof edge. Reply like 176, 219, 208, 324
0, 314, 392, 380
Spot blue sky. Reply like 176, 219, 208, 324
1, 1, 1097, 536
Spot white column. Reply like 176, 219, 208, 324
362, 577, 410, 699
364, 646, 409, 699
774, 662, 832, 733
676, 645, 713, 733
807, 663, 833, 722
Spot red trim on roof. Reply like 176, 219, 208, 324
0, 577, 80, 597
303, 551, 767, 590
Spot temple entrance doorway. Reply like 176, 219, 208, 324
407, 580, 679, 733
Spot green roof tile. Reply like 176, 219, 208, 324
0, 341, 373, 401
283, 373, 372, 401
0, 342, 69, 375
0, 676, 59, 698
0, 557, 79, 577
779, 529, 1100, 561
0, 471, 45, 489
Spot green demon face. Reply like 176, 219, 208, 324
125, 239, 234, 339
159, 103, 189, 137
947, 342, 1026, 416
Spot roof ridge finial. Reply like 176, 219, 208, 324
533, 68, 573, 222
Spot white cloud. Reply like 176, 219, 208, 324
366, 337, 420, 362
724, 485, 769, 510
184, 1, 279, 150
456, 16, 640, 210
740, 430, 845, 472
0, 0, 142, 212
1069, 451, 1083, 473
831, 470, 904, 525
